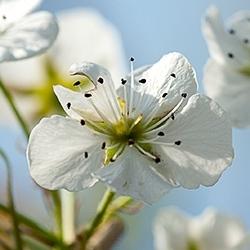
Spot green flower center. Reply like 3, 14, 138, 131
10, 57, 91, 122
187, 240, 200, 250
239, 65, 250, 77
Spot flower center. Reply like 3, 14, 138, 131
187, 240, 200, 250
239, 65, 250, 77
8, 57, 91, 121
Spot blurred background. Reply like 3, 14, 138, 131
1, 0, 250, 249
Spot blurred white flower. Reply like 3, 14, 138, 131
0, 8, 126, 125
154, 208, 250, 250
27, 52, 233, 204
203, 6, 250, 128
0, 0, 58, 62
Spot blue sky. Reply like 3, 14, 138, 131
1, 1, 250, 249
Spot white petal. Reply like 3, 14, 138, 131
49, 8, 126, 84
234, 235, 250, 250
202, 6, 250, 69
125, 53, 197, 119
0, 55, 47, 87
54, 85, 100, 121
154, 208, 190, 250
69, 62, 120, 122
0, 11, 58, 62
27, 115, 105, 191
227, 10, 250, 49
196, 208, 246, 250
93, 147, 173, 204
204, 59, 250, 128
152, 94, 233, 188
0, 0, 41, 23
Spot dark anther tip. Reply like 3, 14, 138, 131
67, 102, 71, 109
80, 119, 85, 126
155, 157, 161, 163
174, 140, 182, 146
84, 93, 92, 98
98, 77, 104, 84
73, 80, 81, 86
139, 78, 146, 84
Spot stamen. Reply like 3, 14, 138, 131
122, 80, 128, 116
110, 145, 125, 162
134, 143, 159, 162
129, 57, 135, 116
73, 81, 81, 86
170, 73, 176, 78
101, 142, 106, 149
128, 114, 143, 133
157, 131, 165, 136
128, 139, 135, 146
84, 152, 88, 159
80, 119, 85, 126
142, 74, 176, 127
181, 93, 187, 98
144, 94, 185, 133
155, 157, 161, 163
97, 77, 104, 84
87, 98, 113, 126
139, 78, 146, 84
227, 53, 234, 59
121, 78, 127, 85
100, 81, 120, 121
67, 102, 71, 109
84, 93, 92, 98
2, 15, 6, 20
71, 107, 111, 136
175, 140, 182, 145
138, 140, 179, 146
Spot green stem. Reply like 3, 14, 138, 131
51, 191, 63, 241
82, 188, 115, 248
0, 203, 65, 247
0, 79, 29, 138
0, 149, 23, 250
0, 79, 63, 246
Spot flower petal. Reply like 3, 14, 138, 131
152, 94, 233, 188
204, 59, 250, 128
0, 11, 58, 62
124, 53, 197, 119
202, 6, 250, 69
49, 8, 126, 84
227, 10, 250, 49
0, 0, 41, 23
93, 147, 173, 204
154, 208, 190, 250
234, 235, 250, 250
27, 115, 105, 191
54, 85, 100, 121
196, 208, 246, 249
69, 62, 120, 122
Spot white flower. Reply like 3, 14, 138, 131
154, 208, 250, 250
27, 53, 233, 204
202, 6, 250, 128
0, 8, 126, 125
0, 0, 58, 62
